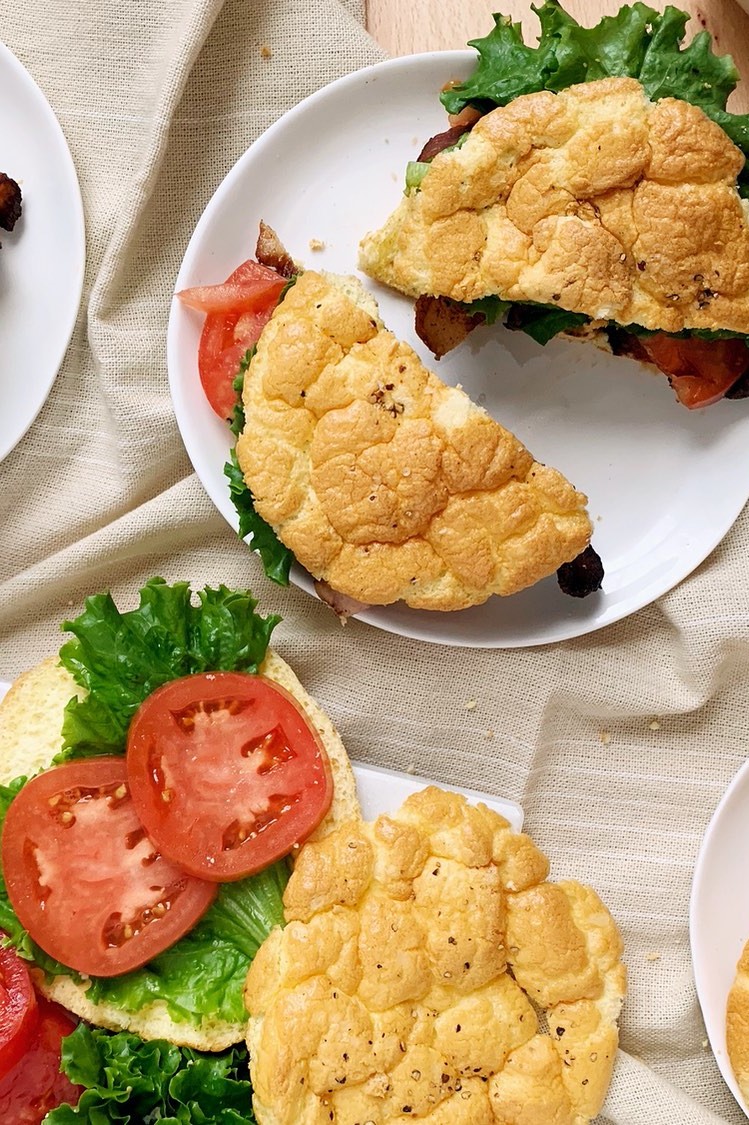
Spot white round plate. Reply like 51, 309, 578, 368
0, 42, 85, 462
168, 52, 749, 649
690, 759, 749, 1117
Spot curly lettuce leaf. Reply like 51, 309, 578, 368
441, 2, 749, 191
457, 296, 589, 345
230, 348, 254, 438
43, 1026, 256, 1123
225, 451, 294, 587
225, 346, 294, 587
57, 578, 279, 759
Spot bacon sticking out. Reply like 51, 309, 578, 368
0, 174, 22, 232
557, 546, 604, 598
447, 105, 483, 130
417, 123, 474, 162
414, 295, 484, 359
314, 579, 370, 622
255, 220, 297, 279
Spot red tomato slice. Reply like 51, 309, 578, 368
0, 943, 38, 1079
177, 260, 286, 314
641, 333, 749, 408
181, 259, 286, 421
126, 672, 333, 882
0, 996, 82, 1123
1, 758, 217, 977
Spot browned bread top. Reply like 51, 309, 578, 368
235, 270, 592, 611
245, 786, 626, 1124
359, 78, 749, 336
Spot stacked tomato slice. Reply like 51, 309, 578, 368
0, 944, 82, 1123
1, 672, 333, 979
177, 260, 287, 420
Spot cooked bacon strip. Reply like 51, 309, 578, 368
255, 220, 296, 279
417, 123, 474, 163
414, 295, 484, 359
0, 174, 22, 232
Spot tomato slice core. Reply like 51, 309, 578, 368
0, 996, 82, 1123
180, 259, 286, 421
126, 672, 334, 881
1, 758, 217, 977
0, 943, 38, 1080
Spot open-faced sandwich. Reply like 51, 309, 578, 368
358, 2, 749, 411
0, 577, 358, 1120
0, 578, 626, 1122
178, 226, 604, 614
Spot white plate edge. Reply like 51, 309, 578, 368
0, 40, 86, 462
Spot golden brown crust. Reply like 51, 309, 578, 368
727, 939, 749, 1103
359, 78, 749, 335
245, 787, 626, 1125
236, 271, 592, 611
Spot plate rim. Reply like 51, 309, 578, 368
690, 756, 749, 1118
167, 49, 749, 649
0, 39, 86, 463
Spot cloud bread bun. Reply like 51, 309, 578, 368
727, 938, 749, 1104
359, 76, 749, 336
0, 651, 360, 1051
245, 786, 626, 1125
235, 269, 592, 611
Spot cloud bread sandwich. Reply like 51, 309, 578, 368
0, 578, 359, 1068
232, 267, 597, 612
244, 785, 627, 1125
358, 2, 749, 410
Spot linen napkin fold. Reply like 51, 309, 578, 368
1, 0, 748, 1121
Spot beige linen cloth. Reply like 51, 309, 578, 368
1, 0, 748, 1121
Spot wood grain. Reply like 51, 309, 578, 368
365, 0, 749, 111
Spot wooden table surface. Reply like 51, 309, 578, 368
366, 0, 749, 112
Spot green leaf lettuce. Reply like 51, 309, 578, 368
43, 1025, 256, 1123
